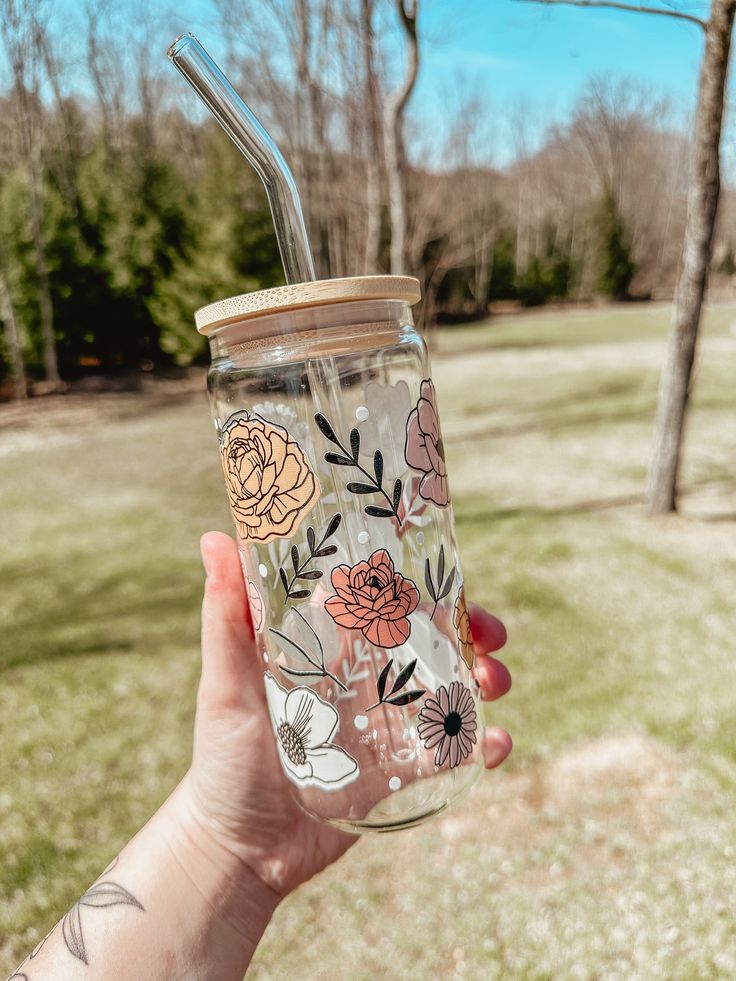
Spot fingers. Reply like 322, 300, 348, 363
199, 531, 260, 711
474, 655, 512, 702
482, 726, 512, 769
469, 604, 507, 654
468, 604, 511, 702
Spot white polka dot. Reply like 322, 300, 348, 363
416, 532, 425, 545
258, 563, 268, 578
354, 714, 369, 731
389, 776, 402, 792
357, 531, 370, 545
262, 652, 269, 663
355, 405, 369, 422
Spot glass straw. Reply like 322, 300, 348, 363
167, 33, 316, 285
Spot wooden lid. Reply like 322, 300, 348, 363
194, 275, 421, 334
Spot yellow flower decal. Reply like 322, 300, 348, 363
453, 585, 474, 669
220, 413, 321, 544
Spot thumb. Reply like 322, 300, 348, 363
198, 531, 261, 711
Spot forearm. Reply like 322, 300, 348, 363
9, 778, 279, 981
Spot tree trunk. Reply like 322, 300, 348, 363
0, 263, 28, 399
646, 0, 735, 513
384, 0, 418, 275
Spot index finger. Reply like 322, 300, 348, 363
468, 604, 507, 655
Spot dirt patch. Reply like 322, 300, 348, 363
436, 732, 681, 849
0, 372, 207, 461
252, 732, 734, 980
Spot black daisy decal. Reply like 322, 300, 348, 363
417, 681, 478, 768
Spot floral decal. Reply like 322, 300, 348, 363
418, 682, 478, 768
270, 607, 347, 691
246, 579, 265, 633
279, 513, 342, 604
424, 544, 457, 620
239, 547, 265, 632
220, 412, 320, 544
366, 657, 425, 711
404, 379, 450, 508
264, 673, 359, 790
357, 380, 413, 475
453, 585, 474, 669
315, 412, 403, 523
325, 548, 420, 649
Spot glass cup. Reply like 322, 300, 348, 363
200, 276, 482, 832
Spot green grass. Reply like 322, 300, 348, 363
433, 300, 735, 353
2, 305, 736, 978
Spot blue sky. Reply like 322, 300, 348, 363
413, 0, 706, 162
420, 1, 704, 109
23, 0, 711, 167
179, 0, 708, 164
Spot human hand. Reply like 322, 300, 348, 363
179, 531, 512, 902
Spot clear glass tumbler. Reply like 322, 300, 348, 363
201, 276, 482, 832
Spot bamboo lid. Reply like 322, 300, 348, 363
194, 275, 421, 334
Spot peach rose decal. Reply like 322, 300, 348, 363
404, 379, 450, 507
453, 585, 474, 669
220, 412, 320, 544
325, 548, 420, 649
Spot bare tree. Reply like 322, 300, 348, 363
1, 0, 61, 388
519, 0, 734, 514
384, 0, 419, 274
646, 0, 735, 511
0, 241, 27, 399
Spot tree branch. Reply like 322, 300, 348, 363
515, 0, 706, 30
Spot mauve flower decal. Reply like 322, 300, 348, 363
247, 579, 265, 632
325, 548, 420, 649
417, 681, 478, 769
264, 674, 359, 790
404, 379, 450, 507
220, 412, 320, 544
454, 585, 474, 669
238, 548, 265, 632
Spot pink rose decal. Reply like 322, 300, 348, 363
404, 379, 450, 507
325, 549, 420, 649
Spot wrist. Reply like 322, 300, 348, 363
161, 776, 280, 957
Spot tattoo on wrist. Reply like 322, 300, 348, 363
7, 855, 144, 976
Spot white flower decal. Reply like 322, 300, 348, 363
264, 674, 359, 790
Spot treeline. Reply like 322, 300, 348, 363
0, 98, 283, 386
0, 0, 732, 394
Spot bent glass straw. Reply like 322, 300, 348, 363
167, 33, 316, 285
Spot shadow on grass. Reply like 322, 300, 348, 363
456, 493, 645, 527
1, 558, 201, 672
454, 468, 736, 526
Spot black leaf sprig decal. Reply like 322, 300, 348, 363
315, 412, 403, 524
424, 544, 456, 620
279, 513, 342, 603
61, 881, 144, 965
366, 658, 425, 712
270, 608, 348, 691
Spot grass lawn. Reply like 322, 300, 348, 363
2, 303, 736, 979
